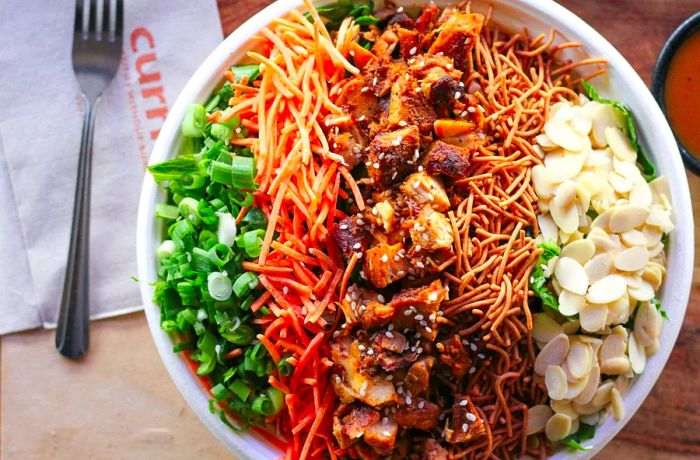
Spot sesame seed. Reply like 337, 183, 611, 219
386, 374, 394, 381
335, 375, 341, 383
396, 6, 404, 12
398, 120, 408, 127
361, 86, 369, 93
367, 349, 375, 356
466, 413, 477, 422
386, 331, 394, 338
353, 243, 362, 249
469, 366, 477, 374
415, 245, 422, 251
417, 165, 424, 172
388, 324, 394, 331
462, 423, 468, 432
373, 162, 380, 169
382, 417, 389, 425
404, 309, 413, 316
383, 430, 391, 437
413, 181, 420, 189
372, 76, 378, 86
397, 387, 403, 394
405, 396, 412, 405
477, 353, 486, 359
357, 218, 364, 225
460, 400, 468, 406
378, 152, 385, 160
409, 46, 417, 55
455, 91, 462, 99
394, 255, 401, 262
418, 400, 425, 409
381, 254, 389, 263
470, 343, 478, 352
378, 295, 385, 303
468, 106, 476, 113
333, 330, 340, 338
416, 261, 425, 268
358, 344, 366, 350
419, 61, 425, 68
416, 347, 423, 354
414, 86, 422, 92
425, 327, 432, 333
415, 314, 424, 321
282, 286, 289, 295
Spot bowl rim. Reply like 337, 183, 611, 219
136, 1, 695, 459
651, 11, 700, 175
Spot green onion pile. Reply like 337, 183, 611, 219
148, 65, 284, 429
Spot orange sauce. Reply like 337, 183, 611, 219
664, 29, 700, 155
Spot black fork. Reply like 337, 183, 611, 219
56, 0, 123, 359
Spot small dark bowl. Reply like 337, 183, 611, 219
652, 11, 700, 176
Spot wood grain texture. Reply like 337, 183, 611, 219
216, 1, 700, 458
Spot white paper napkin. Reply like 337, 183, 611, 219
0, 0, 224, 334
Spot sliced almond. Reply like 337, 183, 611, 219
589, 103, 625, 147
608, 171, 634, 194
536, 133, 560, 151
567, 341, 592, 380
609, 204, 649, 233
610, 387, 624, 421
533, 313, 563, 343
586, 274, 627, 304
532, 165, 557, 199
629, 178, 653, 207
628, 332, 646, 374
574, 364, 600, 405
600, 333, 627, 361
545, 413, 573, 441
538, 214, 559, 243
620, 229, 647, 247
526, 404, 553, 435
560, 239, 596, 265
550, 399, 579, 420
600, 356, 630, 375
584, 253, 613, 284
535, 333, 570, 375
564, 371, 590, 399
572, 115, 593, 136
628, 279, 654, 302
545, 365, 569, 400
641, 264, 663, 290
605, 127, 637, 162
592, 381, 614, 407
614, 157, 643, 182
558, 290, 585, 316
545, 117, 587, 152
555, 257, 589, 295
562, 318, 581, 335
614, 246, 650, 272
634, 301, 662, 346
579, 303, 608, 333
577, 171, 607, 196
544, 150, 587, 183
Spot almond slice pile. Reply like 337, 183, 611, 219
528, 96, 673, 442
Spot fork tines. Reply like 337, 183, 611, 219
75, 0, 123, 42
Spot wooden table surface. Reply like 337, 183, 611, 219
2, 1, 699, 459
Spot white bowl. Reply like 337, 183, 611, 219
136, 1, 694, 458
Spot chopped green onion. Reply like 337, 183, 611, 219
210, 160, 233, 186
236, 229, 264, 258
192, 247, 212, 272
232, 272, 259, 299
148, 157, 199, 182
205, 95, 221, 113
266, 387, 285, 415
229, 379, 251, 401
156, 240, 176, 260
178, 197, 200, 224
222, 324, 255, 345
217, 212, 238, 247
208, 272, 233, 301
155, 203, 179, 220
240, 208, 267, 230
231, 156, 257, 190
251, 395, 274, 416
231, 64, 261, 83
211, 383, 230, 401
181, 103, 206, 138
208, 243, 233, 268
222, 115, 240, 129
277, 355, 294, 376
211, 123, 233, 141
354, 15, 378, 25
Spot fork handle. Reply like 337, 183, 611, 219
56, 93, 99, 360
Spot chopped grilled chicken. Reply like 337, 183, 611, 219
409, 207, 454, 251
329, 131, 363, 168
428, 12, 484, 70
378, 349, 419, 372
425, 140, 470, 178
332, 374, 360, 404
405, 357, 435, 396
371, 28, 400, 58
364, 58, 405, 98
359, 300, 396, 329
376, 329, 408, 354
434, 119, 476, 138
332, 216, 371, 258
364, 417, 399, 455
333, 404, 380, 448
428, 76, 460, 111
396, 26, 420, 59
437, 335, 471, 378
331, 337, 398, 407
415, 3, 440, 35
421, 439, 449, 460
368, 125, 421, 187
372, 200, 396, 232
387, 76, 437, 135
389, 12, 415, 29
363, 242, 411, 288
341, 76, 385, 126
445, 397, 487, 443
401, 171, 450, 211
390, 280, 448, 340
393, 397, 441, 430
